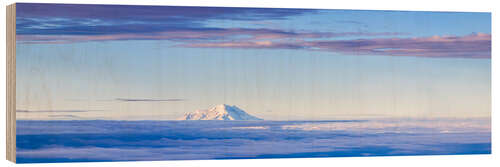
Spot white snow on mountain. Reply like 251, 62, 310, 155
177, 104, 262, 120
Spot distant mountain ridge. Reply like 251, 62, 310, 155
177, 104, 262, 120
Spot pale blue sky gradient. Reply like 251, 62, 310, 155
15, 4, 491, 120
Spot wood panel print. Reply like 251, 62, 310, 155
6, 3, 491, 163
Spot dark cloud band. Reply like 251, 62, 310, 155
16, 3, 317, 36
115, 98, 186, 102
14, 3, 490, 59
183, 33, 491, 59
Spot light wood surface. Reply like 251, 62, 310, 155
6, 3, 16, 163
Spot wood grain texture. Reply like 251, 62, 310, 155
7, 4, 492, 163
6, 3, 16, 163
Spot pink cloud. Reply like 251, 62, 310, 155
183, 33, 491, 59
17, 28, 404, 44
306, 33, 491, 58
16, 26, 490, 59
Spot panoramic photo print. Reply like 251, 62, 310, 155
14, 3, 491, 163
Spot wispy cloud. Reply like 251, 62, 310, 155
15, 3, 405, 45
14, 3, 490, 59
307, 33, 491, 58
183, 33, 491, 59
47, 115, 83, 119
17, 28, 405, 44
18, 31, 489, 59
115, 98, 186, 102
16, 109, 100, 113
16, 3, 317, 36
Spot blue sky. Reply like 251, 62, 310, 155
15, 3, 491, 120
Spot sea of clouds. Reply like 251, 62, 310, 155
16, 119, 491, 163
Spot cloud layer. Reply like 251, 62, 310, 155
307, 33, 491, 58
16, 28, 404, 44
16, 119, 490, 163
15, 3, 491, 59
185, 33, 491, 58
16, 3, 316, 35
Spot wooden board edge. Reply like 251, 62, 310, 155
6, 3, 16, 163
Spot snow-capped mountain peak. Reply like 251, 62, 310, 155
177, 104, 262, 120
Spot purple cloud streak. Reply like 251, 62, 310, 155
115, 98, 186, 102
183, 33, 491, 59
17, 28, 404, 44
15, 3, 490, 59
